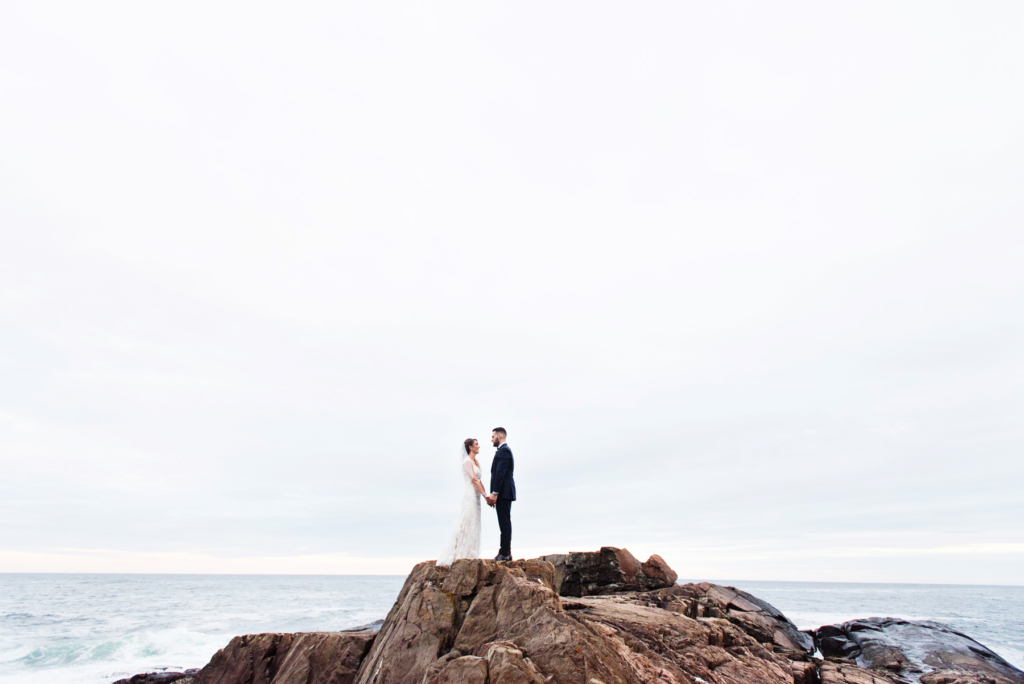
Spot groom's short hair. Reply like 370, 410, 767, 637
492, 427, 507, 437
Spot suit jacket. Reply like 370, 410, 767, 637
489, 443, 516, 501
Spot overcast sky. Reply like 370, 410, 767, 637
1, 1, 1022, 584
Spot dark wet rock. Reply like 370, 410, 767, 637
347, 620, 384, 633
537, 546, 678, 596
114, 671, 199, 684
192, 631, 374, 684
814, 618, 1024, 684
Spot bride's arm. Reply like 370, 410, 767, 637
465, 460, 487, 496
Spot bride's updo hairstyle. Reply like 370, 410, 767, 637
463, 438, 477, 455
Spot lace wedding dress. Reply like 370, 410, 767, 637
438, 450, 482, 566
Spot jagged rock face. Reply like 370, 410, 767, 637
193, 631, 374, 684
538, 547, 678, 596
353, 557, 804, 684
815, 618, 1024, 684
630, 582, 815, 656
353, 559, 558, 684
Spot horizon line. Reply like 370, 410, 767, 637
2, 570, 1021, 588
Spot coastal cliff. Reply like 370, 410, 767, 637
117, 548, 1023, 684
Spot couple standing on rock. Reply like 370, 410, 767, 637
438, 427, 517, 566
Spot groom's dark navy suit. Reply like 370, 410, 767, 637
490, 443, 516, 558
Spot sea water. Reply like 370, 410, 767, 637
0, 574, 404, 684
1, 574, 1021, 684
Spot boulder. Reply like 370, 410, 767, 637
537, 547, 678, 596
814, 618, 1024, 684
192, 631, 374, 684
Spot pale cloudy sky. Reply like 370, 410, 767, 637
1, 1, 1022, 584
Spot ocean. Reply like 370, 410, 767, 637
0, 574, 1020, 684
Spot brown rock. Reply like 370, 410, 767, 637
570, 596, 796, 684
819, 661, 898, 684
193, 631, 373, 684
635, 582, 815, 656
791, 659, 820, 684
442, 559, 495, 597
453, 573, 563, 654
352, 558, 561, 684
421, 652, 464, 684
423, 656, 488, 684
640, 554, 677, 586
538, 547, 678, 596
352, 562, 458, 684
483, 642, 545, 684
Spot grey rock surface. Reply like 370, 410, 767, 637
815, 617, 1024, 684
114, 671, 199, 684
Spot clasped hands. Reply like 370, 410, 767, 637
484, 493, 497, 507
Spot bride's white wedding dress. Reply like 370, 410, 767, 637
438, 451, 482, 566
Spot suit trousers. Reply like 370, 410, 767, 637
496, 498, 512, 557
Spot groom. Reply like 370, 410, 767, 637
486, 427, 516, 561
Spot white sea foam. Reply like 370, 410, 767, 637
0, 574, 404, 684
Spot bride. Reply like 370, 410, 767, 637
438, 438, 491, 566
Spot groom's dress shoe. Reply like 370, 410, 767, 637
493, 554, 512, 562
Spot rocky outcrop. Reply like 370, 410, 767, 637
193, 631, 375, 684
114, 549, 1023, 684
352, 555, 807, 684
538, 547, 677, 596
114, 672, 199, 684
814, 618, 1024, 684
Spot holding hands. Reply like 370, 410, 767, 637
485, 493, 497, 507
